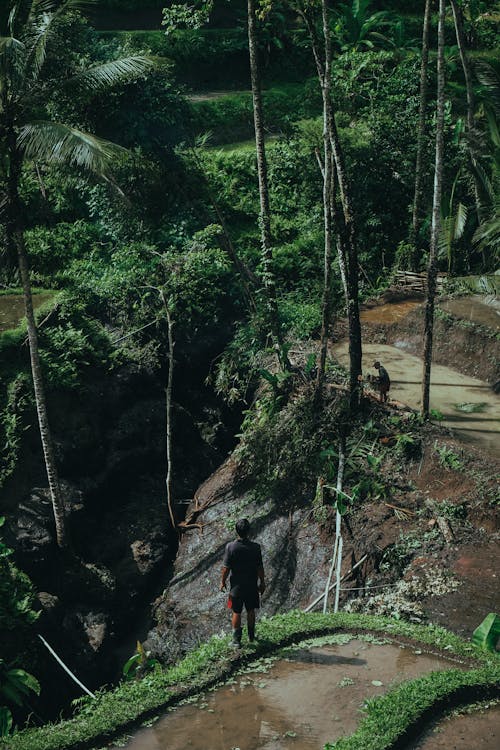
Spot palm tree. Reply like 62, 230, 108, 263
471, 62, 500, 265
1, 0, 152, 548
333, 0, 393, 53
247, 0, 290, 372
314, 0, 335, 401
421, 0, 446, 419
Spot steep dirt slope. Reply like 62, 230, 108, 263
147, 299, 499, 662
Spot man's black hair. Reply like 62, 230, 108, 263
235, 518, 250, 538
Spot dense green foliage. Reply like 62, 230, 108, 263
0, 518, 38, 634
0, 518, 39, 738
0, 0, 499, 741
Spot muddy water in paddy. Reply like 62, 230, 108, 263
410, 704, 500, 749
115, 640, 461, 750
440, 295, 500, 330
360, 299, 422, 324
333, 343, 500, 456
360, 295, 500, 330
0, 293, 54, 333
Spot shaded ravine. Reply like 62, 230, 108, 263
112, 639, 465, 750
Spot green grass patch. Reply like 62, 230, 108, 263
4, 612, 499, 750
188, 81, 321, 144
453, 402, 488, 414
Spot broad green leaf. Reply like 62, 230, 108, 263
6, 669, 40, 696
122, 653, 141, 677
472, 613, 500, 653
0, 682, 23, 707
0, 706, 13, 738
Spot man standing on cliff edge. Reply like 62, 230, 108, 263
220, 518, 266, 648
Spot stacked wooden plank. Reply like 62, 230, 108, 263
392, 270, 446, 294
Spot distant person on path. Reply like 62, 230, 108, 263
220, 518, 265, 648
373, 360, 390, 403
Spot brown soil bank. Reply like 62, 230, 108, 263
361, 297, 500, 385
409, 703, 500, 749
146, 392, 499, 662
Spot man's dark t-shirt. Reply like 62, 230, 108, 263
223, 538, 263, 597
378, 365, 390, 386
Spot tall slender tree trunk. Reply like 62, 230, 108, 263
315, 35, 335, 400
306, 1, 362, 409
247, 0, 290, 371
160, 290, 176, 530
7, 133, 68, 548
422, 0, 446, 418
450, 0, 483, 222
411, 0, 431, 253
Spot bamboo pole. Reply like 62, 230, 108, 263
322, 438, 346, 613
303, 555, 368, 613
38, 635, 95, 698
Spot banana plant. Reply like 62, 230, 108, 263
438, 171, 468, 273
472, 612, 500, 653
333, 0, 394, 53
0, 659, 40, 738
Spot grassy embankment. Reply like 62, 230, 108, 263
3, 612, 499, 750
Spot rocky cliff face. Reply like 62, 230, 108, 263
1, 363, 237, 716
145, 454, 378, 661
145, 415, 500, 664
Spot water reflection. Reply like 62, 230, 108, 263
116, 641, 461, 750
0, 293, 54, 333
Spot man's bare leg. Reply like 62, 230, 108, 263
231, 611, 242, 646
232, 612, 241, 629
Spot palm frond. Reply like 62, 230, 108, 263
0, 36, 25, 92
469, 159, 495, 205
437, 217, 451, 258
68, 55, 155, 93
474, 61, 500, 117
23, 0, 94, 80
17, 121, 127, 174
8, 4, 19, 35
454, 202, 468, 239
473, 196, 500, 255
0, 35, 25, 63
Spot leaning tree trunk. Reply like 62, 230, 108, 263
315, 32, 335, 400
318, 0, 362, 409
411, 0, 431, 254
422, 0, 446, 418
247, 0, 290, 371
450, 0, 483, 222
7, 136, 69, 549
